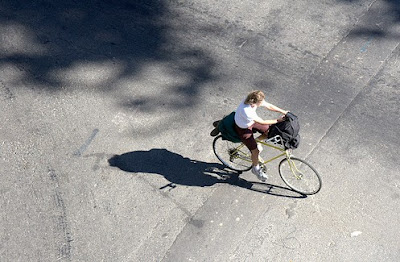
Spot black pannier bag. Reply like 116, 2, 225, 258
267, 112, 300, 149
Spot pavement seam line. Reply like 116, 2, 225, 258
160, 185, 220, 262
132, 204, 185, 260
229, 206, 272, 259
305, 41, 400, 159
135, 174, 212, 261
301, 0, 391, 159
137, 174, 194, 217
159, 4, 385, 256
303, 0, 379, 85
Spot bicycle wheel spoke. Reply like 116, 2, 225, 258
279, 157, 322, 195
213, 135, 252, 171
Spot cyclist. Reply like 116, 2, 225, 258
234, 90, 288, 181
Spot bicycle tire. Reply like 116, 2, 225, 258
279, 157, 322, 195
213, 135, 252, 172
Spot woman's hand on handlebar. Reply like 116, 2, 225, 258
277, 115, 286, 123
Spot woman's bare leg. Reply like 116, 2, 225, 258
255, 133, 268, 142
251, 148, 260, 166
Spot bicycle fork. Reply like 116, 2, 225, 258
285, 150, 304, 179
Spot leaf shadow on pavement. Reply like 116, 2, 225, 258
108, 148, 306, 198
338, 0, 400, 39
0, 0, 216, 112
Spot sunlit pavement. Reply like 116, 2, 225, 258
1, 1, 399, 261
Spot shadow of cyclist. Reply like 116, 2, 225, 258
108, 149, 233, 187
108, 148, 305, 198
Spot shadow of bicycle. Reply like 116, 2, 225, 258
108, 148, 305, 198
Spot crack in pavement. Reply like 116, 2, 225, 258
305, 41, 400, 160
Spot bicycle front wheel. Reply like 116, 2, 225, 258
279, 157, 322, 195
213, 135, 252, 172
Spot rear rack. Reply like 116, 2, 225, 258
264, 135, 285, 149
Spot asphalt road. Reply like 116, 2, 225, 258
1, 0, 399, 261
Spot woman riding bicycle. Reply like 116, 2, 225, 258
234, 90, 288, 181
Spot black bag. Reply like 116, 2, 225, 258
267, 112, 300, 149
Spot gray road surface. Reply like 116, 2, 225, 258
1, 0, 399, 261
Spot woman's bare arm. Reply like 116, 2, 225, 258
253, 115, 285, 125
263, 102, 288, 115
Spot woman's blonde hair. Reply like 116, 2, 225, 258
244, 90, 265, 105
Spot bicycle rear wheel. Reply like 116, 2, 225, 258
213, 135, 252, 172
279, 157, 322, 195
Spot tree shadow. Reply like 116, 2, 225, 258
0, 0, 215, 110
340, 0, 400, 39
108, 148, 306, 198
0, 1, 161, 87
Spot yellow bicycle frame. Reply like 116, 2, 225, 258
230, 137, 303, 179
230, 138, 286, 164
257, 139, 287, 164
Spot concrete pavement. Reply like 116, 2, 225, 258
1, 0, 399, 261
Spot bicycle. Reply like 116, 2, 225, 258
213, 134, 322, 195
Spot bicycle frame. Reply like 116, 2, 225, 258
256, 136, 289, 164
257, 136, 304, 180
214, 134, 322, 194
229, 135, 288, 165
